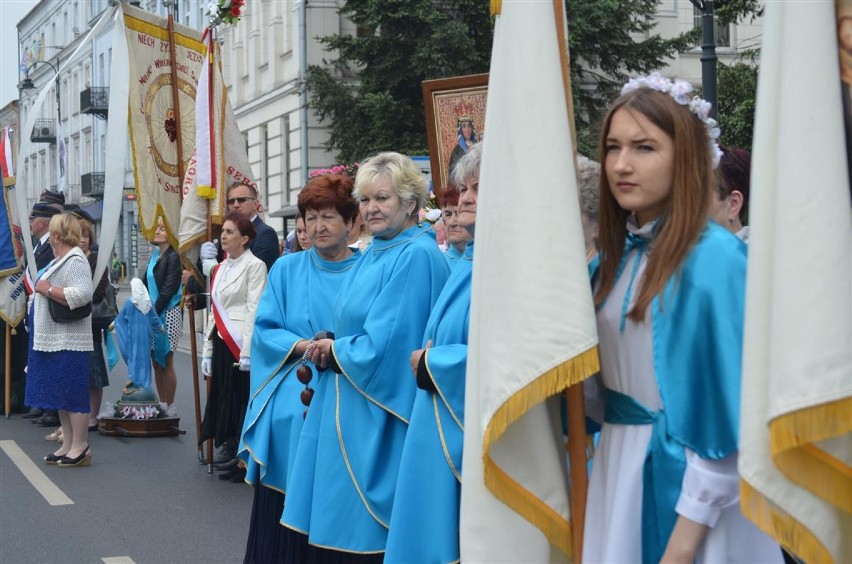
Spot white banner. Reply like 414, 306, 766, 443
739, 2, 852, 562
459, 1, 599, 562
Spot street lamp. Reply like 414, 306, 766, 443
20, 59, 62, 122
689, 0, 718, 120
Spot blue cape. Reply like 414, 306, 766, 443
599, 222, 747, 563
282, 224, 450, 553
385, 242, 473, 564
237, 248, 359, 492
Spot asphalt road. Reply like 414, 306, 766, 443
0, 306, 253, 563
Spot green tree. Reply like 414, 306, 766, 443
716, 53, 759, 151
307, 0, 762, 162
305, 0, 493, 163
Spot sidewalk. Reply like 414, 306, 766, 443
116, 283, 205, 356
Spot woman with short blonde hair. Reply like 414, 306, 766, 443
28, 213, 95, 467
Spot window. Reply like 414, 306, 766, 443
693, 6, 730, 48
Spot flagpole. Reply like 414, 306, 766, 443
4, 324, 11, 419
552, 0, 588, 561
166, 5, 186, 203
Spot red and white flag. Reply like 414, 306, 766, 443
0, 128, 14, 184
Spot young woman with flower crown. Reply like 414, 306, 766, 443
584, 74, 782, 564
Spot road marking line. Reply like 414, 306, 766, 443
102, 557, 136, 564
0, 440, 74, 506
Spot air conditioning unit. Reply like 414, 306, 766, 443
41, 127, 51, 136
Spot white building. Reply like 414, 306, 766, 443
217, 0, 353, 229
17, 0, 95, 209
17, 0, 761, 249
654, 1, 762, 82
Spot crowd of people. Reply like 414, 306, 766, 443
7, 71, 788, 563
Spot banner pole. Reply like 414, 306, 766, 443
166, 8, 186, 202
553, 0, 587, 560
4, 324, 11, 419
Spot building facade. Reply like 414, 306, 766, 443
15, 0, 762, 260
654, 0, 762, 82
17, 0, 95, 209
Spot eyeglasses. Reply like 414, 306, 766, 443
227, 197, 256, 205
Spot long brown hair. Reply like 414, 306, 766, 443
595, 87, 714, 321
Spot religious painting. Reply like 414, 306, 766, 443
422, 74, 489, 195
836, 0, 852, 197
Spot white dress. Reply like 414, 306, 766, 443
583, 222, 782, 564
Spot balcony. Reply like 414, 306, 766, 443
81, 173, 105, 198
31, 119, 56, 143
80, 87, 109, 119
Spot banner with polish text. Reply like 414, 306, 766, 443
124, 4, 204, 246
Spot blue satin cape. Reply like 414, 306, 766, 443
385, 242, 473, 564
281, 224, 450, 554
601, 222, 746, 564
237, 248, 359, 493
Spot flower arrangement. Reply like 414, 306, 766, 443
419, 191, 442, 225
308, 162, 361, 179
207, 0, 245, 26
114, 401, 165, 420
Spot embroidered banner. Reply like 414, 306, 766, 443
178, 35, 256, 275
0, 184, 26, 326
124, 4, 204, 246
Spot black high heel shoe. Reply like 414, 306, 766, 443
58, 447, 92, 467
44, 452, 67, 465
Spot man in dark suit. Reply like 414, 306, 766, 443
21, 191, 64, 425
212, 182, 279, 271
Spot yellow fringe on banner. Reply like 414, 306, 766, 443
2, 176, 15, 187
484, 454, 574, 558
484, 346, 599, 448
740, 478, 833, 563
124, 13, 205, 52
482, 345, 599, 560
196, 185, 216, 199
490, 0, 502, 16
775, 444, 852, 514
769, 396, 852, 513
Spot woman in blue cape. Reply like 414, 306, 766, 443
384, 144, 481, 564
238, 174, 360, 564
437, 183, 471, 265
281, 152, 450, 563
583, 75, 781, 564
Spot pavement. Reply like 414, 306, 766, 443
0, 330, 253, 564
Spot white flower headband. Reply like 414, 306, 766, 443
621, 72, 723, 167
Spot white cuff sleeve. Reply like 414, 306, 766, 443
675, 449, 740, 527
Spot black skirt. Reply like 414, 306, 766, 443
89, 328, 110, 390
281, 528, 384, 564
244, 485, 288, 564
199, 331, 250, 447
